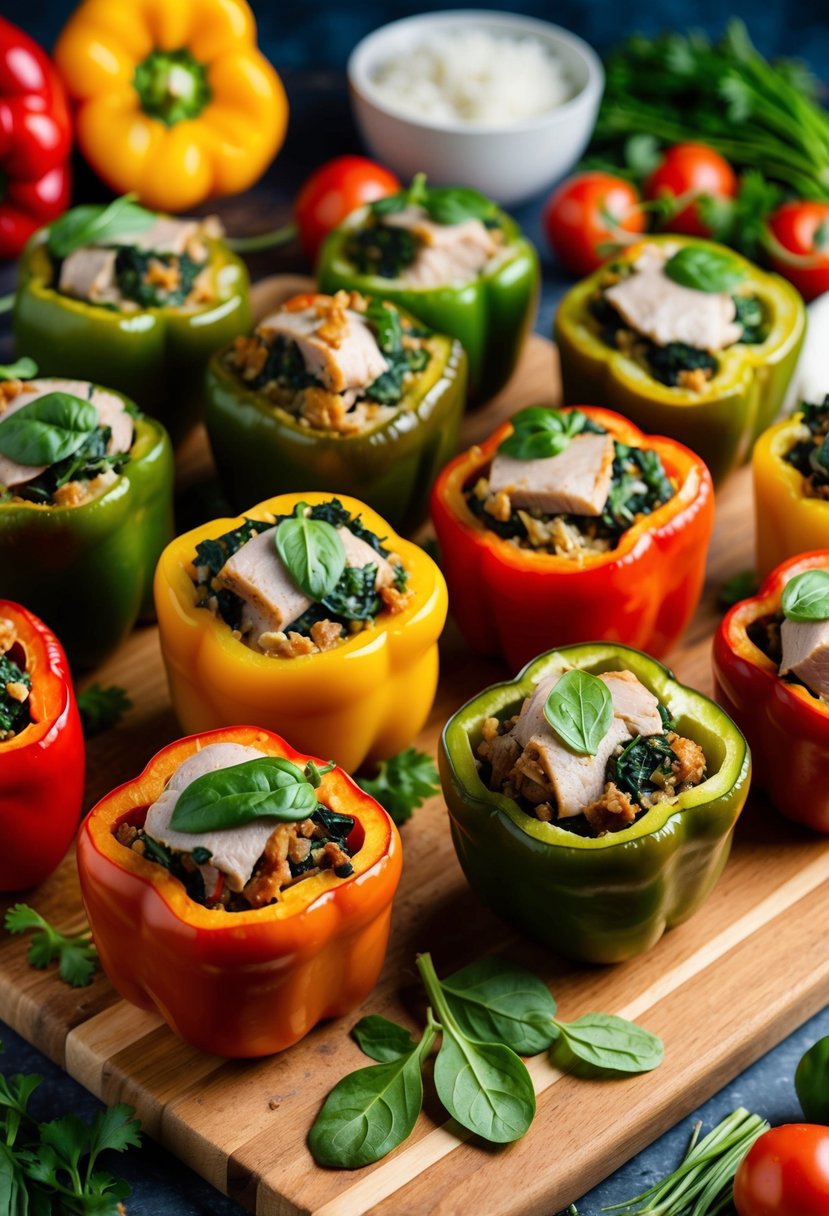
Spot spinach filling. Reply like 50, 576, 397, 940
114, 248, 202, 308
3, 425, 131, 505
785, 396, 829, 496
609, 703, 677, 806
344, 221, 419, 278
0, 652, 31, 738
248, 335, 322, 393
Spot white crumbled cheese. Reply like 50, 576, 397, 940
371, 29, 573, 125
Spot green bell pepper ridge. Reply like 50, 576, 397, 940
317, 206, 539, 402
204, 326, 467, 531
440, 642, 751, 963
13, 234, 251, 444
554, 236, 805, 485
795, 1036, 829, 1124
0, 402, 174, 670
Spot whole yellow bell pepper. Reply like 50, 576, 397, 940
753, 410, 829, 578
54, 0, 288, 211
154, 492, 447, 772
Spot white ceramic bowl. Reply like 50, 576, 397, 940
347, 10, 604, 208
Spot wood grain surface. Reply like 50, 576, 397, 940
1, 289, 826, 1216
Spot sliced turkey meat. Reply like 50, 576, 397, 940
383, 205, 500, 285
780, 617, 829, 699
58, 247, 120, 305
599, 670, 664, 736
259, 305, 388, 394
488, 432, 615, 516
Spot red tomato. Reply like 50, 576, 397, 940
543, 172, 645, 277
645, 142, 737, 237
294, 155, 401, 265
767, 201, 829, 301
733, 1124, 829, 1216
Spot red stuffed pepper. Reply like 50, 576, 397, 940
713, 550, 829, 833
0, 601, 84, 889
0, 18, 72, 260
77, 726, 402, 1057
431, 405, 714, 670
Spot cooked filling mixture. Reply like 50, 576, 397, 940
467, 410, 675, 556
478, 668, 707, 836
230, 291, 435, 435
589, 243, 766, 389
115, 743, 357, 912
0, 378, 133, 506
193, 498, 413, 659
0, 617, 31, 742
56, 215, 221, 312
784, 396, 829, 499
749, 611, 829, 701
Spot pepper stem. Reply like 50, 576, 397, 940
227, 223, 298, 254
133, 48, 211, 126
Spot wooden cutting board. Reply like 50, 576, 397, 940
1, 285, 828, 1216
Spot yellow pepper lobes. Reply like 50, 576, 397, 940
154, 493, 448, 773
54, 0, 288, 211
753, 413, 829, 578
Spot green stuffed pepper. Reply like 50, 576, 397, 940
205, 289, 467, 530
0, 373, 173, 669
13, 206, 251, 443
317, 175, 538, 403
555, 236, 805, 483
440, 642, 750, 963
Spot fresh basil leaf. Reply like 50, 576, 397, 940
498, 407, 586, 461
169, 757, 318, 833
781, 569, 829, 622
551, 1013, 664, 1075
353, 1016, 417, 1063
422, 185, 496, 226
0, 392, 98, 466
0, 358, 37, 382
47, 194, 155, 259
308, 1046, 425, 1167
543, 669, 614, 756
275, 502, 346, 601
433, 1027, 535, 1143
440, 958, 557, 1055
371, 192, 408, 216
664, 246, 746, 293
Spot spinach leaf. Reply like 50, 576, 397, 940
732, 293, 766, 343
275, 502, 346, 600
613, 733, 676, 803
551, 1013, 664, 1074
169, 757, 319, 833
498, 407, 589, 461
440, 957, 558, 1055
353, 1016, 417, 1062
0, 654, 31, 737
48, 195, 155, 259
543, 669, 613, 755
781, 569, 829, 622
0, 393, 98, 467
0, 359, 37, 382
114, 247, 201, 308
433, 1028, 535, 1143
321, 562, 381, 620
344, 223, 419, 277
664, 246, 746, 293
644, 341, 717, 387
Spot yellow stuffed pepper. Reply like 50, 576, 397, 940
754, 395, 829, 578
154, 493, 447, 772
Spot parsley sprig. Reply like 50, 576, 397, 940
5, 906, 98, 988
356, 748, 440, 825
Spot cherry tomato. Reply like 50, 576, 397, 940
542, 171, 645, 277
645, 143, 737, 237
767, 201, 829, 301
733, 1124, 829, 1216
294, 155, 401, 265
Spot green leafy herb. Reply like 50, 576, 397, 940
664, 246, 746, 293
544, 669, 614, 756
114, 246, 201, 308
352, 1015, 418, 1063
76, 684, 132, 738
275, 502, 346, 600
781, 569, 829, 622
0, 392, 98, 467
422, 185, 496, 226
48, 194, 155, 259
0, 653, 31, 737
613, 733, 676, 805
4, 905, 98, 988
440, 957, 557, 1055
551, 1013, 663, 1075
356, 748, 440, 826
717, 570, 758, 610
169, 757, 321, 833
499, 406, 587, 461
0, 358, 37, 382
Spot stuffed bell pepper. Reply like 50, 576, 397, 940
205, 290, 467, 529
714, 551, 829, 832
431, 404, 713, 670
0, 371, 173, 668
155, 492, 446, 771
441, 643, 750, 962
753, 395, 829, 579
317, 174, 539, 401
14, 202, 251, 441
555, 237, 805, 483
0, 602, 84, 890
77, 726, 401, 1056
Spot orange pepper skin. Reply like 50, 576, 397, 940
0, 602, 84, 891
753, 413, 829, 579
53, 0, 287, 211
713, 550, 829, 834
76, 726, 402, 1057
430, 407, 714, 672
154, 493, 447, 773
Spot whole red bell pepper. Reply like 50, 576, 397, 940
713, 550, 829, 833
430, 405, 714, 671
0, 17, 72, 260
0, 601, 84, 890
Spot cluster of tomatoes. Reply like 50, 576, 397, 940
543, 143, 829, 300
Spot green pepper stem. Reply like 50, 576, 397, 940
226, 223, 298, 254
133, 48, 211, 126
